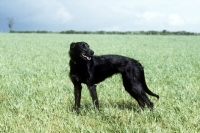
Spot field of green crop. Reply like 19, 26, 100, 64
0, 33, 199, 132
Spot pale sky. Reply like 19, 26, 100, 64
0, 0, 200, 32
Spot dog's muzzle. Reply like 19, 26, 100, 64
81, 53, 91, 60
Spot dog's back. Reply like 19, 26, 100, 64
92, 55, 142, 83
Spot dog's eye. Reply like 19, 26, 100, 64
82, 44, 87, 48
85, 44, 89, 48
81, 43, 89, 49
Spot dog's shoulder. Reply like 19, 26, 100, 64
69, 59, 90, 83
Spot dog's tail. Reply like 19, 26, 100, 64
144, 85, 159, 99
141, 71, 159, 99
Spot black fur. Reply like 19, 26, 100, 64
69, 42, 159, 110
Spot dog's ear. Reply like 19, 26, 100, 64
70, 42, 76, 49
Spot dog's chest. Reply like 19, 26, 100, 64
70, 64, 90, 83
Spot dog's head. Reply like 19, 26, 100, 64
69, 42, 94, 61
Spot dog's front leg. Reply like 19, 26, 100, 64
88, 85, 99, 109
74, 83, 82, 110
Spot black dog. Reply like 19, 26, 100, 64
69, 42, 159, 110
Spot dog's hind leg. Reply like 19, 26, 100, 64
87, 85, 99, 109
132, 86, 154, 109
139, 91, 154, 109
122, 74, 146, 108
130, 82, 154, 109
122, 73, 154, 109
126, 88, 146, 108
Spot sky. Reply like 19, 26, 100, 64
0, 0, 200, 32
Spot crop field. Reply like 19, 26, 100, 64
0, 33, 200, 132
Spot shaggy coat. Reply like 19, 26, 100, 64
69, 42, 159, 110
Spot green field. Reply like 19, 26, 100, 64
0, 33, 199, 132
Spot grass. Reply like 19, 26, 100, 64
0, 33, 200, 132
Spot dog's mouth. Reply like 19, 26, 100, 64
81, 53, 91, 60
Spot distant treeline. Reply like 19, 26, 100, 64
10, 30, 200, 35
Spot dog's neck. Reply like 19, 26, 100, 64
70, 59, 90, 66
71, 59, 77, 64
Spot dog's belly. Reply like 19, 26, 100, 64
93, 67, 118, 84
